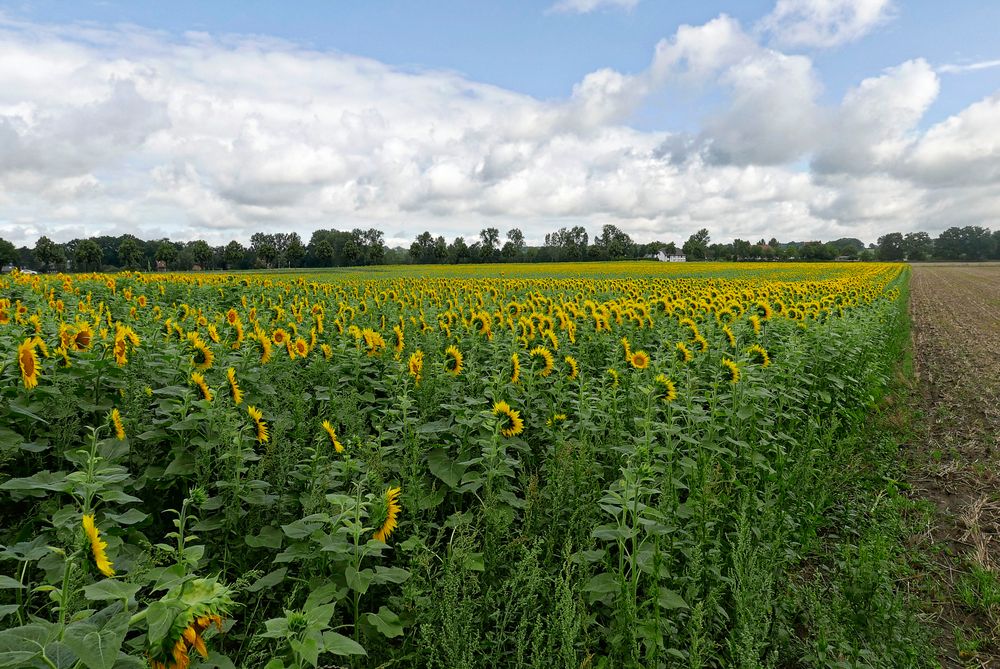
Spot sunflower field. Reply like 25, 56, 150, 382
0, 261, 921, 668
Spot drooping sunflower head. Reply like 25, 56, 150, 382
492, 400, 525, 438
393, 325, 405, 356
81, 513, 115, 577
190, 337, 214, 371
404, 349, 424, 384
247, 405, 268, 443
629, 350, 650, 370
226, 367, 243, 405
749, 315, 762, 335
372, 487, 402, 543
444, 345, 463, 376
721, 358, 741, 384
510, 352, 521, 384
528, 346, 554, 377
17, 338, 39, 390
110, 408, 126, 440
191, 372, 213, 402
321, 419, 344, 453
620, 336, 632, 361
746, 344, 771, 368
653, 374, 678, 404
675, 341, 693, 364
361, 328, 386, 357
146, 577, 232, 669
564, 355, 579, 380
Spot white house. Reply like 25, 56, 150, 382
656, 251, 687, 262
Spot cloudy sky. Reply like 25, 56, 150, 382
0, 0, 998, 249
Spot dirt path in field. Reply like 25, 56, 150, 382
907, 263, 1000, 666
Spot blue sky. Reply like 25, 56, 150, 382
1, 0, 999, 247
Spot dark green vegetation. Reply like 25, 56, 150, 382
0, 263, 938, 667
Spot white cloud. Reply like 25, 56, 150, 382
0, 11, 997, 251
759, 0, 895, 48
547, 0, 639, 15
937, 58, 1000, 74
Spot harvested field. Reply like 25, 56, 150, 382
908, 263, 1000, 665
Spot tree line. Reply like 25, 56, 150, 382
1, 224, 996, 273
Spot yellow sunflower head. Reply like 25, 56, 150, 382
721, 358, 740, 384
17, 338, 39, 390
373, 487, 402, 543
444, 345, 463, 376
629, 350, 650, 370
492, 400, 525, 438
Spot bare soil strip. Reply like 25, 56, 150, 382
908, 263, 1000, 665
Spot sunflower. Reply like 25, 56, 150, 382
607, 368, 620, 387
191, 372, 213, 402
373, 487, 402, 543
675, 341, 693, 363
564, 355, 579, 380
321, 420, 344, 453
546, 413, 568, 427
408, 350, 424, 385
82, 514, 115, 577
321, 343, 332, 360
444, 345, 463, 376
226, 367, 243, 404
247, 405, 269, 443
293, 338, 309, 358
510, 352, 521, 384
746, 344, 771, 367
620, 336, 632, 361
653, 374, 678, 403
528, 346, 554, 377
721, 358, 741, 384
72, 322, 93, 350
393, 325, 405, 357
113, 328, 129, 366
361, 328, 386, 356
110, 408, 126, 440
191, 337, 214, 371
693, 334, 709, 353
492, 400, 525, 438
722, 325, 736, 349
17, 338, 39, 390
271, 328, 289, 347
225, 308, 240, 327
749, 315, 762, 335
629, 350, 650, 370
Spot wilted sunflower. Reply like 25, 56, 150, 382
444, 345, 463, 376
746, 344, 771, 367
408, 350, 424, 384
146, 578, 231, 669
564, 355, 579, 380
247, 405, 269, 443
110, 408, 126, 440
653, 374, 678, 403
675, 341, 693, 363
629, 350, 650, 370
17, 338, 39, 390
528, 346, 554, 377
82, 513, 115, 577
226, 368, 243, 405
321, 420, 344, 453
721, 358, 741, 384
492, 400, 525, 438
191, 372, 213, 402
373, 487, 402, 543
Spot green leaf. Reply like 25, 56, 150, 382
415, 419, 451, 434
657, 589, 688, 610
321, 631, 367, 656
461, 553, 485, 572
365, 606, 403, 638
0, 605, 19, 620
0, 576, 23, 590
345, 566, 373, 595
145, 600, 185, 645
62, 612, 128, 669
247, 568, 287, 593
426, 449, 466, 489
290, 637, 320, 668
372, 566, 410, 584
106, 508, 148, 525
82, 580, 140, 601
245, 526, 283, 548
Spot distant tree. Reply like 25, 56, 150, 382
34, 236, 65, 272
935, 225, 993, 261
732, 238, 753, 260
410, 231, 437, 264
544, 226, 588, 261
876, 232, 905, 261
285, 232, 306, 267
593, 224, 634, 260
118, 236, 144, 270
479, 228, 500, 262
189, 240, 213, 269
250, 233, 277, 268
434, 236, 448, 262
447, 236, 469, 264
992, 230, 1000, 260
75, 239, 103, 272
903, 231, 933, 261
682, 228, 710, 260
155, 241, 178, 268
222, 241, 245, 269
0, 238, 18, 266
313, 239, 334, 267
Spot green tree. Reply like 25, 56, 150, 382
118, 235, 145, 269
902, 231, 932, 261
74, 239, 103, 272
189, 240, 213, 269
0, 238, 18, 266
155, 241, 179, 268
34, 236, 65, 272
682, 228, 710, 260
285, 232, 306, 267
876, 232, 905, 261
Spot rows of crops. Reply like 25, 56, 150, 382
1, 262, 908, 668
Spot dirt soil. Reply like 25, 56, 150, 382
907, 263, 1000, 666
